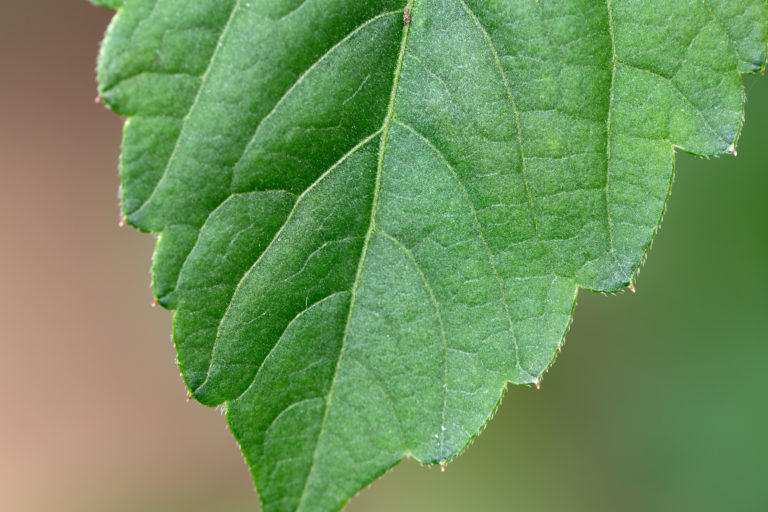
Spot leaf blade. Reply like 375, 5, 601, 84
94, 0, 767, 510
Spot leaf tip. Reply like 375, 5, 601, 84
629, 282, 636, 293
534, 379, 541, 390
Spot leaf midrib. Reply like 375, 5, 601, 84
193, 10, 405, 398
295, 2, 415, 508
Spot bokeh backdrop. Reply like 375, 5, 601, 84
0, 2, 765, 511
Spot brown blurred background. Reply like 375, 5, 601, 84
1, 2, 766, 511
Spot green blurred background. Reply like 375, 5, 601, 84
0, 2, 765, 511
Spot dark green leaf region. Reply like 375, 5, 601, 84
93, 0, 766, 509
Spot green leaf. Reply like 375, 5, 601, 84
94, 0, 766, 510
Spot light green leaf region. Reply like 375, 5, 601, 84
94, 0, 766, 509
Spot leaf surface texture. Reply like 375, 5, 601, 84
94, 0, 767, 510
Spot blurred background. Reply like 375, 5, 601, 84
0, 2, 765, 511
